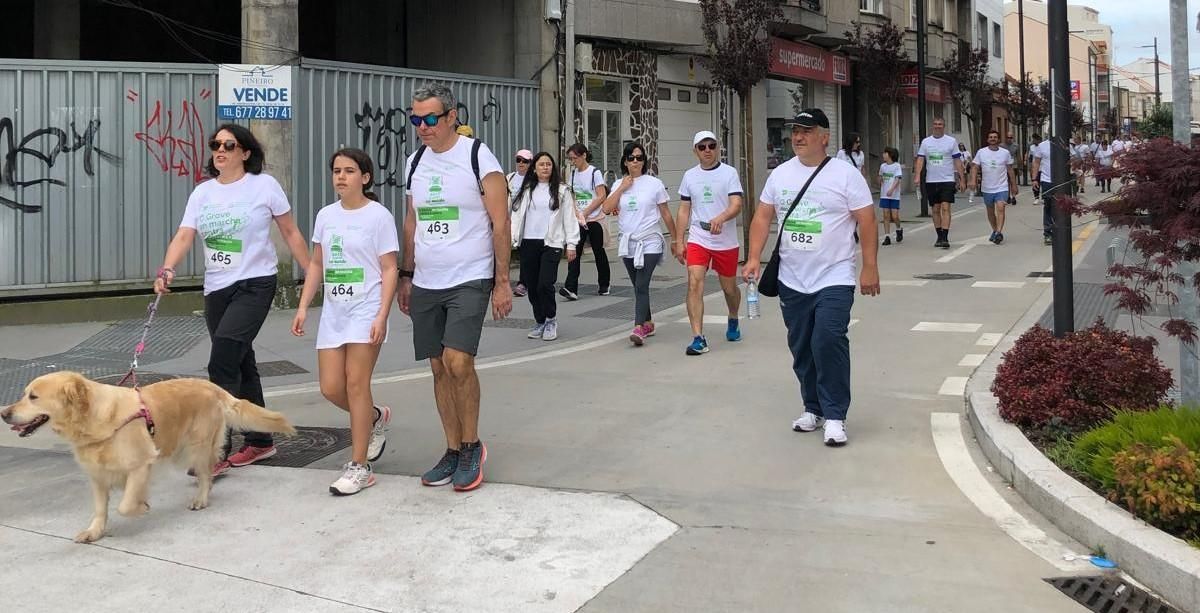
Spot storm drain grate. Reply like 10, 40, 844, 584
256, 360, 309, 377
1045, 576, 1180, 613
232, 427, 351, 468
913, 273, 974, 281
484, 317, 539, 329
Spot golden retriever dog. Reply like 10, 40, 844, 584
1, 371, 295, 543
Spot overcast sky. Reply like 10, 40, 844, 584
1078, 0, 1198, 72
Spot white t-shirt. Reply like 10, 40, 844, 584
1096, 147, 1114, 167
311, 201, 400, 349
972, 147, 1013, 194
835, 150, 865, 171
879, 162, 903, 198
405, 137, 504, 290
569, 165, 607, 222
179, 172, 291, 295
917, 135, 961, 183
760, 157, 873, 294
1111, 140, 1126, 153
615, 175, 670, 254
507, 172, 524, 196
1031, 140, 1053, 183
522, 183, 554, 240
678, 162, 744, 251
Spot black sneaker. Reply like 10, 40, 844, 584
598, 286, 610, 296
882, 236, 892, 246
558, 287, 579, 301
421, 449, 460, 486
453, 441, 487, 492
895, 228, 903, 243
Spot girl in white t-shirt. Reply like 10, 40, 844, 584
293, 148, 400, 496
877, 147, 903, 245
601, 142, 681, 346
155, 124, 311, 479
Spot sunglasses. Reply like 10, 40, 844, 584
208, 139, 240, 152
409, 110, 451, 127
625, 154, 646, 162
515, 157, 531, 164
695, 143, 718, 151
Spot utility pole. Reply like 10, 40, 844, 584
564, 0, 575, 156
1018, 0, 1029, 185
1171, 0, 1197, 405
1048, 0, 1074, 336
1153, 36, 1162, 108
916, 0, 929, 217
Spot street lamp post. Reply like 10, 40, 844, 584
1018, 0, 1029, 185
917, 0, 929, 217
1049, 0, 1074, 336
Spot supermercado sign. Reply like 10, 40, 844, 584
768, 37, 850, 86
218, 64, 292, 120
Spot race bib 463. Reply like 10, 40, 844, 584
417, 206, 460, 241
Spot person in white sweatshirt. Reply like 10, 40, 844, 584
510, 152, 580, 341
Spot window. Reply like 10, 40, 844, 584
860, 0, 883, 13
977, 13, 988, 54
929, 0, 944, 26
585, 78, 621, 104
677, 89, 692, 103
657, 87, 672, 101
911, 0, 917, 29
993, 23, 1002, 58
696, 90, 710, 105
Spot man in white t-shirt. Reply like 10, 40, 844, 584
969, 129, 1018, 245
1028, 137, 1056, 245
743, 108, 880, 447
674, 130, 745, 356
913, 117, 965, 249
397, 83, 512, 493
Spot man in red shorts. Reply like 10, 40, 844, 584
674, 130, 745, 355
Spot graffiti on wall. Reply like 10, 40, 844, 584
0, 114, 123, 213
352, 95, 505, 188
130, 89, 210, 183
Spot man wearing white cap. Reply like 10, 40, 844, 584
674, 130, 745, 355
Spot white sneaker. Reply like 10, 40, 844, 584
367, 405, 391, 462
542, 318, 558, 341
527, 323, 546, 339
823, 420, 848, 446
329, 462, 375, 495
792, 412, 824, 432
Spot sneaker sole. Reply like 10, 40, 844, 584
630, 333, 644, 346
543, 335, 557, 341
367, 439, 387, 463
792, 419, 824, 432
421, 475, 453, 487
726, 334, 741, 342
685, 346, 709, 355
228, 446, 277, 467
527, 333, 543, 339
559, 291, 579, 301
454, 444, 487, 492
330, 475, 376, 496
824, 438, 848, 447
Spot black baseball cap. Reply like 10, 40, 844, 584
784, 109, 830, 129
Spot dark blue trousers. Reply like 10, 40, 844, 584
779, 283, 854, 420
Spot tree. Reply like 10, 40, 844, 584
699, 0, 782, 252
1002, 74, 1050, 137
940, 46, 999, 144
844, 20, 909, 145
1138, 105, 1173, 140
1083, 138, 1200, 344
1070, 103, 1086, 137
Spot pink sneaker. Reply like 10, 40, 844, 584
227, 445, 277, 467
629, 325, 648, 346
211, 459, 232, 478
644, 322, 656, 337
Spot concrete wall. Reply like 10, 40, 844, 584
406, 0, 516, 78
576, 0, 705, 47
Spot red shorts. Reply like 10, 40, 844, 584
686, 243, 739, 277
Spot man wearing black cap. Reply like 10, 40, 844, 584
743, 108, 881, 447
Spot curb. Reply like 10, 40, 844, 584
964, 219, 1200, 612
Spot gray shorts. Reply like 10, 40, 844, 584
410, 278, 494, 360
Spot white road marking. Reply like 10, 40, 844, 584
971, 281, 1027, 289
938, 377, 969, 396
975, 333, 1003, 346
881, 280, 930, 287
912, 321, 983, 333
931, 413, 1092, 572
1036, 276, 1053, 284
935, 244, 975, 263
958, 354, 987, 367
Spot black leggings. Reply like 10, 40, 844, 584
204, 275, 276, 452
622, 253, 661, 326
518, 239, 562, 324
564, 221, 610, 292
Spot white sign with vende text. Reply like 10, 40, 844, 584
218, 64, 292, 121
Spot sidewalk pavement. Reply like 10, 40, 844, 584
1, 192, 1110, 612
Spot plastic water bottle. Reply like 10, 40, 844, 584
746, 281, 760, 319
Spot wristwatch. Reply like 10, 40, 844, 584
398, 269, 414, 279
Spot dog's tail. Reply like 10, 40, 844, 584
223, 398, 297, 436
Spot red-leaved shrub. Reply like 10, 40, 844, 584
992, 320, 1173, 433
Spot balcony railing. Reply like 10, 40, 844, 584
785, 0, 822, 12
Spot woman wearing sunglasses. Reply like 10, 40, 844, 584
602, 142, 680, 346
154, 124, 310, 477
509, 152, 579, 341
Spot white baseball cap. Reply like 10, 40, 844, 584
692, 130, 718, 146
